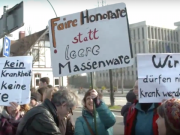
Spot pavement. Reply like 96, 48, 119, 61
73, 108, 124, 135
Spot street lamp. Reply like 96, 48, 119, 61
46, 0, 57, 17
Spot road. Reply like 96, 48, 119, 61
77, 94, 127, 107
72, 108, 125, 135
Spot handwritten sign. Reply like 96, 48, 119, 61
48, 3, 133, 77
0, 56, 33, 106
137, 53, 180, 103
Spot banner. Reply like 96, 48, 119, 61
0, 56, 33, 105
48, 3, 133, 77
137, 53, 180, 103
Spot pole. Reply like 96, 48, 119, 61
90, 72, 98, 135
109, 69, 114, 106
2, 6, 7, 57
46, 0, 57, 17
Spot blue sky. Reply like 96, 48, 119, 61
0, 0, 180, 49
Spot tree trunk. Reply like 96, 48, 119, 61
109, 69, 114, 106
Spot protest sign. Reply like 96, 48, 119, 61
0, 56, 32, 106
137, 53, 180, 103
48, 3, 133, 77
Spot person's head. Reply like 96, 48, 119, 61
39, 77, 50, 88
38, 87, 50, 102
30, 87, 36, 93
30, 92, 41, 107
133, 80, 138, 100
126, 91, 136, 103
51, 90, 79, 119
82, 89, 101, 112
43, 87, 58, 101
20, 104, 30, 113
156, 98, 180, 135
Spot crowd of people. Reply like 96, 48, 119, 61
0, 77, 180, 135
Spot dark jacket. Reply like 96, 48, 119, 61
59, 114, 74, 135
125, 100, 160, 135
121, 102, 132, 125
16, 99, 61, 135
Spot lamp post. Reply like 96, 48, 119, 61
46, 0, 57, 17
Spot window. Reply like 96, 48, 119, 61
55, 79, 59, 85
155, 28, 157, 39
132, 71, 134, 75
158, 29, 160, 40
36, 79, 40, 86
148, 27, 150, 38
32, 49, 39, 61
171, 31, 173, 41
162, 29, 164, 40
106, 73, 108, 77
177, 44, 179, 52
176, 32, 179, 42
138, 28, 140, 39
138, 42, 141, 53
100, 73, 101, 77
134, 43, 136, 53
143, 42, 145, 52
142, 27, 144, 39
133, 30, 136, 40
149, 41, 151, 53
151, 28, 154, 39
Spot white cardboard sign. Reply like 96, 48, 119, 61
0, 56, 33, 106
137, 53, 180, 103
48, 3, 133, 77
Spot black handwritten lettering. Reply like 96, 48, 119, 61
0, 93, 8, 102
152, 55, 179, 68
3, 60, 25, 69
58, 55, 131, 75
143, 75, 171, 84
140, 88, 160, 98
1, 81, 26, 90
59, 62, 71, 74
1, 70, 31, 77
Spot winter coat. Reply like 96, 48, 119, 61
16, 99, 61, 135
121, 102, 132, 125
74, 101, 116, 135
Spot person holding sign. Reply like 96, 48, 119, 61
16, 90, 78, 135
156, 98, 180, 135
0, 102, 29, 135
74, 89, 116, 135
125, 80, 160, 135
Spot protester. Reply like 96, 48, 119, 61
37, 86, 50, 102
29, 92, 41, 108
125, 80, 160, 135
74, 89, 116, 135
16, 90, 79, 135
156, 98, 180, 135
39, 77, 50, 88
43, 87, 75, 135
121, 91, 136, 125
0, 102, 29, 135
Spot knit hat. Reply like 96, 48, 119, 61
31, 92, 41, 101
163, 98, 180, 133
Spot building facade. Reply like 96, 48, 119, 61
92, 21, 180, 88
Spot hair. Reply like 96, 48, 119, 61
51, 90, 79, 109
157, 105, 179, 135
20, 104, 30, 113
82, 89, 102, 107
30, 87, 36, 93
31, 92, 41, 101
126, 91, 136, 103
40, 77, 50, 85
38, 87, 50, 102
43, 87, 58, 101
